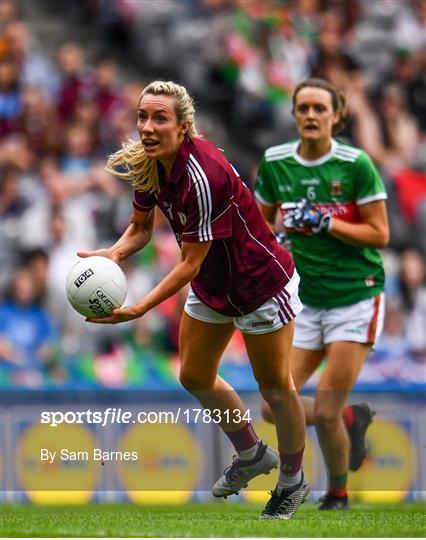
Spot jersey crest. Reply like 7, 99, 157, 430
330, 179, 342, 196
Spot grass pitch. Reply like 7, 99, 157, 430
2, 501, 425, 537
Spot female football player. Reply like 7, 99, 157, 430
255, 78, 389, 510
79, 80, 309, 519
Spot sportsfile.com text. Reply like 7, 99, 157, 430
40, 408, 252, 427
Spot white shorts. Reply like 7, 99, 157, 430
294, 293, 385, 350
184, 271, 303, 335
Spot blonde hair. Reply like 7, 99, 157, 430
292, 78, 349, 135
105, 81, 199, 194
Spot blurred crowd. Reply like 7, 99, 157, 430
1, 0, 425, 389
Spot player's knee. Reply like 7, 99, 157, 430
260, 401, 276, 424
179, 370, 214, 391
256, 372, 293, 391
314, 408, 340, 431
259, 384, 292, 410
257, 373, 294, 411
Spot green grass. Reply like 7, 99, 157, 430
1, 502, 425, 537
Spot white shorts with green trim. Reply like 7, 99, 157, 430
184, 271, 303, 335
293, 293, 385, 350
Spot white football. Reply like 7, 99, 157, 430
65, 256, 127, 318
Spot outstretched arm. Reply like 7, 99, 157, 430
78, 208, 155, 263
86, 240, 212, 324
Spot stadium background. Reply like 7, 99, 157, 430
1, 0, 425, 506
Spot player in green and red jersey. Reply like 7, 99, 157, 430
255, 78, 390, 510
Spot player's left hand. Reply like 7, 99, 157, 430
86, 306, 142, 324
282, 198, 332, 235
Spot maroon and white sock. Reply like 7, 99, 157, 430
223, 422, 259, 460
278, 446, 304, 490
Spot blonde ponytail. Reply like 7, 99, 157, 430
105, 140, 159, 193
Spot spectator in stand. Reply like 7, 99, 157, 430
405, 51, 426, 132
288, 0, 322, 44
93, 59, 122, 119
106, 84, 141, 150
4, 21, 59, 102
93, 58, 123, 148
61, 122, 95, 177
57, 123, 114, 201
392, 0, 426, 54
405, 287, 426, 362
348, 81, 422, 175
305, 8, 377, 153
365, 249, 426, 382
0, 55, 22, 138
0, 162, 33, 292
0, 0, 20, 31
381, 249, 426, 361
226, 0, 312, 148
90, 336, 135, 388
94, 0, 137, 62
374, 302, 410, 362
358, 302, 411, 386
390, 46, 426, 132
391, 146, 426, 252
24, 155, 97, 252
42, 205, 97, 358
73, 98, 99, 133
0, 132, 34, 170
56, 42, 94, 124
0, 163, 28, 218
309, 9, 362, 90
397, 249, 425, 318
374, 82, 421, 169
56, 122, 121, 243
20, 85, 60, 154
20, 247, 50, 305
0, 267, 59, 387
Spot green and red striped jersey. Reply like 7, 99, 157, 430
255, 139, 387, 308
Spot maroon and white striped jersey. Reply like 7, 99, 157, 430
133, 136, 295, 316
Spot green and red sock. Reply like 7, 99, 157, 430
343, 405, 355, 429
328, 472, 348, 498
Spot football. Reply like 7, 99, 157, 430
65, 256, 127, 318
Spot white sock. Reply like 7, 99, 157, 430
237, 442, 259, 461
277, 469, 302, 492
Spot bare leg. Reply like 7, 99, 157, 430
261, 347, 324, 425
244, 322, 305, 454
179, 312, 247, 431
314, 341, 371, 476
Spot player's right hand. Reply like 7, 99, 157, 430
86, 306, 141, 324
77, 249, 120, 263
